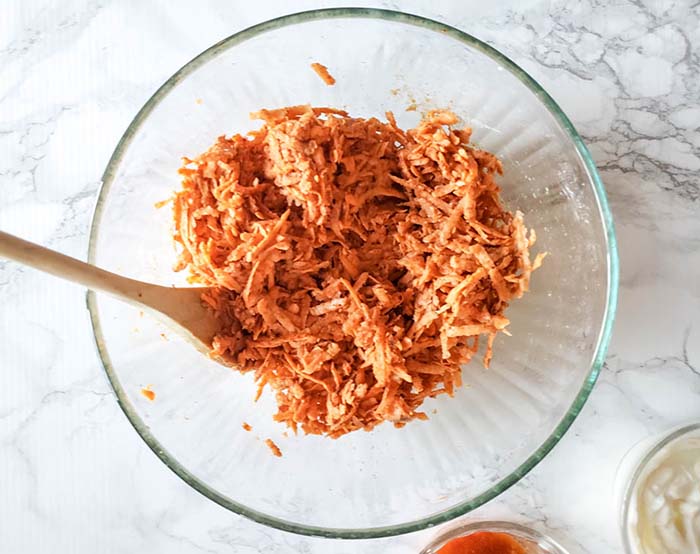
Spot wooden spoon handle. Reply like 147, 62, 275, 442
0, 230, 155, 306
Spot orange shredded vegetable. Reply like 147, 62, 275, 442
173, 106, 544, 438
310, 62, 336, 85
265, 438, 282, 457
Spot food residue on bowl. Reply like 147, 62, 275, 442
141, 386, 156, 401
242, 422, 252, 432
172, 105, 543, 438
154, 198, 171, 209
265, 438, 282, 457
627, 429, 700, 554
310, 62, 336, 85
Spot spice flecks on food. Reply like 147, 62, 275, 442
172, 105, 543, 438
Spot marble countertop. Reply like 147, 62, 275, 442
1, 1, 699, 552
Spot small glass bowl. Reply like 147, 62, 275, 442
420, 521, 571, 554
618, 422, 700, 554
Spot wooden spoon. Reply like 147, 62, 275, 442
0, 230, 219, 356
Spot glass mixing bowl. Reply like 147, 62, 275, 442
87, 8, 618, 539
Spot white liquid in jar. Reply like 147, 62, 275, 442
629, 434, 700, 554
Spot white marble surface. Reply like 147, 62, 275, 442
1, 1, 699, 552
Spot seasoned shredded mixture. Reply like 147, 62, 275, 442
173, 106, 544, 438
310, 62, 336, 86
265, 438, 283, 457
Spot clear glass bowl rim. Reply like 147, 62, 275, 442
86, 7, 620, 539
620, 422, 700, 554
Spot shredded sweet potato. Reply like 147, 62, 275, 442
173, 106, 544, 438
310, 63, 336, 85
265, 438, 282, 457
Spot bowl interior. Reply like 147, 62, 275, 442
89, 10, 614, 537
